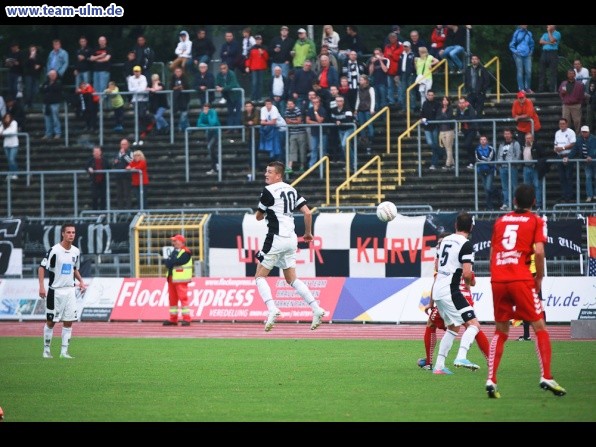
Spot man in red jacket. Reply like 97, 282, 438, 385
245, 35, 269, 102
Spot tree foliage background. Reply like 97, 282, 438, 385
2, 24, 594, 92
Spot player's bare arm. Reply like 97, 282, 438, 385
38, 266, 46, 298
74, 269, 87, 291
300, 204, 313, 242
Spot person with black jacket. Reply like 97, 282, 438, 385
268, 25, 294, 77
420, 90, 442, 169
40, 69, 63, 140
86, 145, 110, 211
463, 54, 490, 117
133, 35, 155, 78
192, 28, 215, 68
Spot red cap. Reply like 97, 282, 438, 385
171, 234, 186, 244
517, 91, 526, 98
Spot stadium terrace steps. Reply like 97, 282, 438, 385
0, 92, 585, 217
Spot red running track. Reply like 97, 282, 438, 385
0, 321, 574, 340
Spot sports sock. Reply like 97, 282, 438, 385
424, 326, 436, 364
488, 330, 508, 384
535, 329, 552, 379
475, 329, 490, 360
435, 329, 457, 370
256, 276, 276, 311
61, 327, 72, 353
43, 324, 53, 349
456, 324, 479, 360
290, 279, 319, 310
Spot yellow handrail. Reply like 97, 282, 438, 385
457, 56, 501, 102
291, 155, 330, 207
335, 155, 382, 209
396, 119, 422, 186
345, 106, 390, 179
406, 58, 448, 136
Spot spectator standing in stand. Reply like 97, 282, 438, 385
509, 25, 534, 93
170, 67, 190, 133
463, 54, 490, 117
245, 35, 269, 102
588, 67, 596, 131
89, 36, 112, 95
553, 117, 576, 204
73, 36, 92, 87
537, 25, 561, 93
112, 138, 133, 210
133, 35, 155, 78
559, 68, 586, 134
22, 44, 43, 110
455, 97, 478, 169
521, 132, 548, 210
46, 38, 68, 79
420, 90, 442, 170
512, 90, 541, 147
86, 145, 110, 211
566, 125, 596, 203
40, 69, 63, 140
192, 28, 215, 68
269, 26, 294, 78
127, 149, 149, 209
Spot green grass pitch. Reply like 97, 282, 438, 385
0, 337, 594, 422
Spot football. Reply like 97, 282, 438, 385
376, 201, 398, 222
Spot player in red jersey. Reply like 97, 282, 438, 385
486, 183, 566, 398
418, 232, 490, 371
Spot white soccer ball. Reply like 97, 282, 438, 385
376, 201, 398, 222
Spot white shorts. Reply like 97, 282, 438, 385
46, 287, 78, 322
434, 290, 475, 327
257, 233, 297, 271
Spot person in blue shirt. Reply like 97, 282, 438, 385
538, 25, 561, 93
509, 25, 535, 93
196, 103, 221, 175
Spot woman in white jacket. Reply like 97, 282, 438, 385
0, 113, 19, 180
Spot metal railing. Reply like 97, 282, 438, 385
404, 117, 534, 179
472, 158, 592, 211
2, 168, 142, 218
345, 107, 388, 179
184, 122, 356, 184
335, 155, 382, 208
291, 156, 331, 207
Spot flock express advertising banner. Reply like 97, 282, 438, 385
109, 277, 344, 322
1, 277, 594, 323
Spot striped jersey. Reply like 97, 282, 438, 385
258, 181, 307, 237
40, 243, 81, 289
433, 233, 474, 301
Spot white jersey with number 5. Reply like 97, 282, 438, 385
258, 181, 307, 237
433, 233, 474, 301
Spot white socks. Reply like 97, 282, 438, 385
290, 279, 320, 310
43, 324, 53, 349
61, 327, 72, 354
256, 276, 277, 311
435, 329, 458, 370
457, 325, 479, 360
